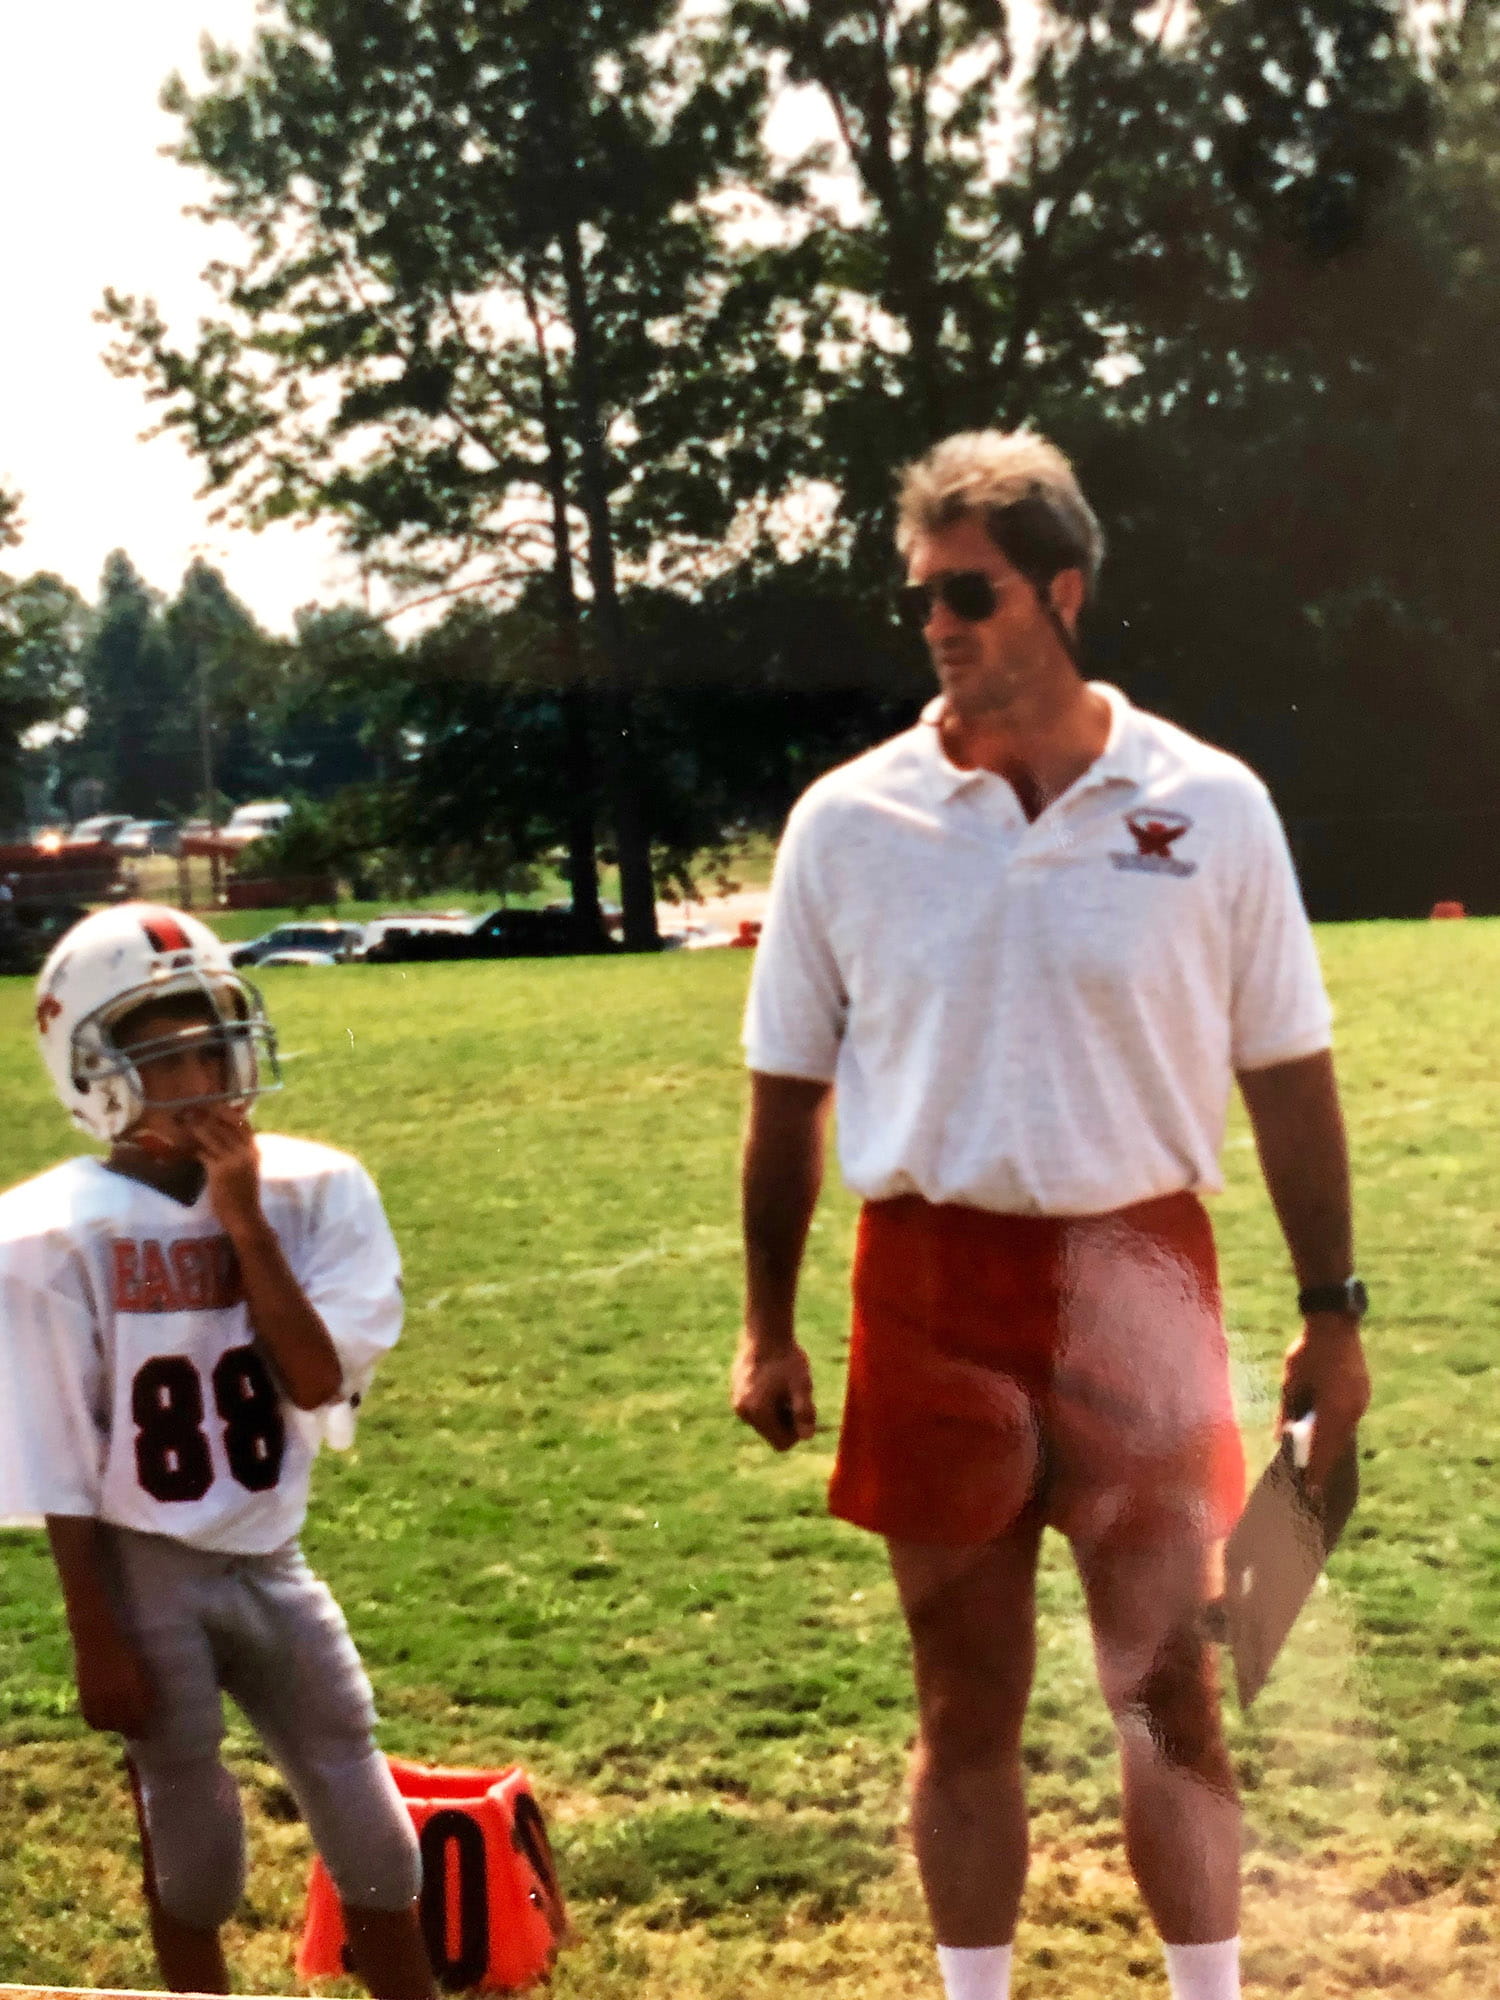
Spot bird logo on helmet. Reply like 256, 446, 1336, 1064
34, 902, 282, 1143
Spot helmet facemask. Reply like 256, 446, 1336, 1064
73, 968, 282, 1141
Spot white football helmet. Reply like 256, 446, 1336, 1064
34, 902, 281, 1142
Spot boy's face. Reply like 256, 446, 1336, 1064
113, 999, 236, 1156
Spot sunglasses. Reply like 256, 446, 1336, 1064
898, 571, 1003, 627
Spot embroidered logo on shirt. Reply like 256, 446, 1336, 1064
1110, 809, 1197, 878
113, 1237, 244, 1314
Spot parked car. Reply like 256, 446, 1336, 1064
230, 921, 366, 967
661, 923, 734, 951
361, 906, 613, 962
256, 948, 343, 968
543, 897, 625, 937
355, 910, 474, 960
116, 819, 182, 856
65, 814, 133, 847
221, 800, 292, 845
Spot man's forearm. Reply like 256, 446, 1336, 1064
1237, 1050, 1353, 1285
742, 1074, 833, 1345
1238, 1048, 1370, 1479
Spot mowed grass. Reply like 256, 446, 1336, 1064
0, 925, 1499, 1996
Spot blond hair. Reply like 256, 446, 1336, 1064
895, 430, 1104, 598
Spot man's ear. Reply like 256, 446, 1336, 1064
1047, 566, 1086, 629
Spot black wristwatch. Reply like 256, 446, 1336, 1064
1297, 1276, 1368, 1319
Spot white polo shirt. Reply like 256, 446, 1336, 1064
743, 685, 1331, 1216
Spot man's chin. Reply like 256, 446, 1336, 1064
935, 661, 1003, 715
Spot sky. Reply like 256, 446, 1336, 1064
0, 1, 365, 633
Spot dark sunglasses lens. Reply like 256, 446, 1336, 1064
899, 575, 999, 626
945, 573, 999, 621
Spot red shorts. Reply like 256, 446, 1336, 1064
828, 1192, 1245, 1548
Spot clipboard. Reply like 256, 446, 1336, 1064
1211, 1413, 1360, 1708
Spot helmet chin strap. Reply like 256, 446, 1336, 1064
116, 1126, 190, 1160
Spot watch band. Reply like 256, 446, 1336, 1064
1297, 1276, 1368, 1318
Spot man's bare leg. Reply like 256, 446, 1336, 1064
1074, 1520, 1240, 1946
887, 1512, 1044, 1949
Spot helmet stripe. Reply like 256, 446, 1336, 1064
142, 913, 192, 953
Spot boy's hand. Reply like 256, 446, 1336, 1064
189, 1105, 264, 1236
72, 1630, 154, 1737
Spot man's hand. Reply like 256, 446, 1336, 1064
731, 1333, 817, 1452
189, 1104, 264, 1235
1279, 1316, 1370, 1493
71, 1628, 154, 1737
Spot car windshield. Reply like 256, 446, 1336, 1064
259, 927, 327, 949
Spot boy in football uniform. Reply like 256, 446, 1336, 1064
0, 903, 435, 1999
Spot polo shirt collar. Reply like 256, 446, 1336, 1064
1082, 683, 1151, 791
913, 683, 1149, 805
913, 698, 980, 803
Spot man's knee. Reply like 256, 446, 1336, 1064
914, 1677, 1027, 1778
140, 1761, 248, 1930
1102, 1627, 1227, 1775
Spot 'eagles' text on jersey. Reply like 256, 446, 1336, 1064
0, 1134, 402, 1551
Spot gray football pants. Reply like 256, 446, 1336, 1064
107, 1527, 420, 1932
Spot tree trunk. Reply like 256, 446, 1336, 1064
524, 267, 605, 944
556, 214, 660, 953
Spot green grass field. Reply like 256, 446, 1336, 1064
1, 924, 1499, 1997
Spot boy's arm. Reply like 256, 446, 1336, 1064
191, 1108, 344, 1410
45, 1515, 154, 1736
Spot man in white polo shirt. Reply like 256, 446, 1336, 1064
731, 430, 1369, 2000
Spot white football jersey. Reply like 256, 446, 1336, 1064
0, 1134, 403, 1553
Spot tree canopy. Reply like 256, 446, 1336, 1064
87, 0, 1500, 916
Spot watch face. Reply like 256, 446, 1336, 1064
1346, 1278, 1369, 1318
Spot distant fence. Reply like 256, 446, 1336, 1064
223, 875, 340, 911
0, 842, 121, 908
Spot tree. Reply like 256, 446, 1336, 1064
731, 0, 1475, 912
1065, 1, 1500, 913
730, 0, 1431, 566
58, 555, 198, 819
0, 490, 90, 833
103, 0, 792, 949
162, 558, 281, 815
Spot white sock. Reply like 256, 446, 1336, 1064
1163, 1937, 1241, 2000
935, 1942, 1013, 2000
